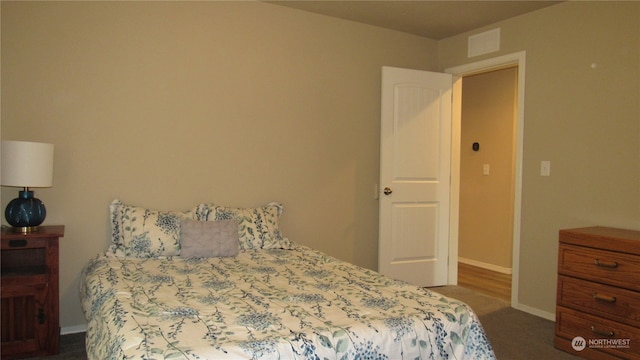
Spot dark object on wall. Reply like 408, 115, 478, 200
472, 142, 480, 151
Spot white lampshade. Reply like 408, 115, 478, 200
1, 140, 54, 188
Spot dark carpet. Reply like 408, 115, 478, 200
434, 285, 581, 359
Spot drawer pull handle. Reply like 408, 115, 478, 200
590, 326, 614, 337
594, 259, 618, 269
38, 308, 46, 324
593, 293, 617, 303
8, 239, 27, 247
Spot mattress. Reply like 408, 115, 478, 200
80, 243, 496, 359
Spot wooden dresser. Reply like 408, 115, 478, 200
555, 226, 640, 359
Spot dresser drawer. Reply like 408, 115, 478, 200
559, 243, 640, 292
556, 306, 640, 359
558, 275, 640, 328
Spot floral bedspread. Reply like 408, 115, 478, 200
80, 244, 495, 359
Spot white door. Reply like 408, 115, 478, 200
379, 66, 452, 287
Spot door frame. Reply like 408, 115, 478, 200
445, 51, 526, 307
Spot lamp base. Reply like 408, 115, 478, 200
10, 226, 41, 234
4, 189, 47, 231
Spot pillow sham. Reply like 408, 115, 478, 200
180, 219, 239, 259
197, 202, 291, 250
109, 199, 197, 258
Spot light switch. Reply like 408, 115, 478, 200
541, 161, 551, 176
483, 164, 490, 176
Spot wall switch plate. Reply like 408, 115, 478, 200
541, 161, 551, 176
483, 164, 490, 175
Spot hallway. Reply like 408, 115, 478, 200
458, 262, 511, 302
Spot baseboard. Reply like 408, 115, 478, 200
61, 324, 87, 335
513, 302, 556, 322
458, 257, 512, 275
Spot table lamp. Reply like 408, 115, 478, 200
1, 140, 54, 233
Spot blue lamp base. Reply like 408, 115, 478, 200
5, 189, 47, 233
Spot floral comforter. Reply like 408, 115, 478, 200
80, 244, 495, 359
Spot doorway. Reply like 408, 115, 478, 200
446, 51, 526, 308
457, 66, 517, 302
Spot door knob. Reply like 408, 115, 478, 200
383, 187, 393, 195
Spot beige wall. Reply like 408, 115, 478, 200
459, 67, 517, 270
440, 2, 640, 314
2, 0, 639, 331
1, 1, 438, 330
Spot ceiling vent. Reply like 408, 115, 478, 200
468, 28, 500, 58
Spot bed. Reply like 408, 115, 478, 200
80, 200, 496, 359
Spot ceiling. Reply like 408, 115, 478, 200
266, 1, 561, 40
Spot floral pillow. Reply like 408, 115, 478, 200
196, 202, 291, 251
109, 199, 197, 258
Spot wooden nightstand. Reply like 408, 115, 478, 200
1, 225, 64, 359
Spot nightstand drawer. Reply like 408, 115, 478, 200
558, 275, 640, 328
0, 237, 48, 250
556, 306, 640, 359
559, 243, 640, 291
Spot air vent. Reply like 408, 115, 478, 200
468, 28, 500, 58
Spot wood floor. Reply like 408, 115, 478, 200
457, 262, 511, 302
